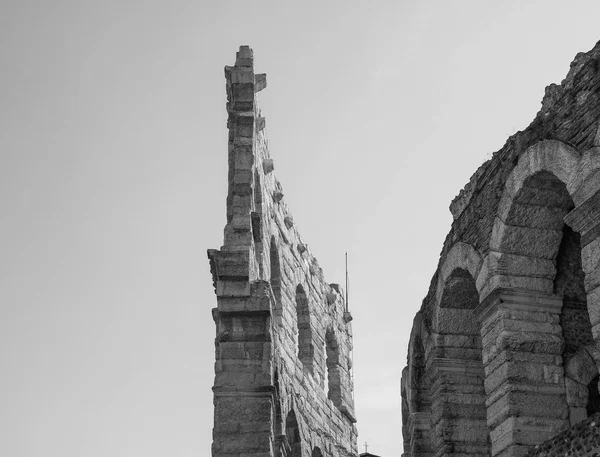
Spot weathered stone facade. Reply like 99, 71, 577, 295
208, 47, 358, 457
526, 412, 600, 457
402, 42, 600, 457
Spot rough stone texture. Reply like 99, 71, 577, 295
525, 413, 600, 457
208, 47, 358, 457
403, 41, 600, 457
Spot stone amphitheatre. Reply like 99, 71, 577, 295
208, 43, 600, 457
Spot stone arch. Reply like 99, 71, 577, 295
325, 328, 342, 406
480, 139, 580, 298
311, 446, 323, 457
285, 409, 302, 457
435, 242, 484, 307
475, 140, 600, 455
406, 315, 434, 456
432, 242, 483, 333
296, 284, 314, 373
431, 266, 490, 456
484, 138, 597, 367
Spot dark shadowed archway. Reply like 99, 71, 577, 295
296, 284, 313, 373
432, 268, 490, 456
285, 409, 302, 457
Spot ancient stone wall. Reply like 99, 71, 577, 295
208, 46, 358, 457
402, 41, 600, 457
526, 412, 600, 457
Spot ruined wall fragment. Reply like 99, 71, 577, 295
208, 46, 358, 457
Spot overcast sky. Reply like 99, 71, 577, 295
2, 1, 600, 457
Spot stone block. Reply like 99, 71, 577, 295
484, 251, 557, 280
486, 391, 568, 430
432, 418, 490, 444
231, 214, 251, 231
273, 191, 284, 202
256, 116, 265, 131
230, 194, 253, 215
254, 73, 267, 92
495, 330, 564, 355
262, 158, 274, 174
569, 407, 587, 425
587, 287, 600, 325
480, 275, 554, 300
435, 308, 479, 334
584, 262, 600, 291
501, 202, 567, 230
217, 280, 251, 297
230, 68, 254, 84
433, 333, 481, 350
490, 219, 563, 259
565, 377, 589, 407
582, 237, 600, 274
564, 348, 597, 384
483, 350, 560, 378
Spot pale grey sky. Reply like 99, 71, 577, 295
1, 1, 600, 456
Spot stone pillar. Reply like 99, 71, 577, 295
210, 278, 274, 457
476, 289, 569, 457
208, 45, 276, 457
409, 412, 434, 457
430, 358, 489, 457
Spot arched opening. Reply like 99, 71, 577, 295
434, 268, 489, 456
254, 168, 263, 206
252, 170, 265, 279
546, 188, 597, 424
285, 410, 302, 457
270, 237, 282, 312
273, 370, 283, 436
490, 170, 575, 293
489, 165, 598, 437
325, 328, 342, 406
311, 447, 323, 457
296, 285, 313, 373
407, 327, 433, 457
439, 268, 479, 310
554, 226, 593, 357
251, 212, 262, 244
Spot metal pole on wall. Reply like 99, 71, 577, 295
345, 252, 349, 313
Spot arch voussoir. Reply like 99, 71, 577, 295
502, 140, 579, 203
435, 242, 483, 308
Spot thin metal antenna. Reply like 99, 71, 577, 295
345, 251, 355, 403
345, 252, 349, 313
